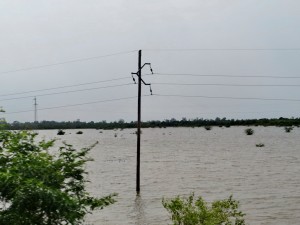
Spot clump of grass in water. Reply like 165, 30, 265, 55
245, 128, 254, 135
256, 143, 264, 147
285, 127, 293, 133
57, 129, 65, 135
204, 126, 212, 131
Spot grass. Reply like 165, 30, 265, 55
284, 127, 293, 133
256, 143, 265, 147
204, 126, 212, 131
245, 128, 254, 135
57, 129, 65, 135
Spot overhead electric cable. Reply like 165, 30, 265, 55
153, 94, 300, 102
0, 83, 134, 102
143, 48, 300, 51
4, 95, 143, 115
2, 73, 297, 98
154, 73, 300, 79
151, 82, 300, 87
0, 76, 131, 97
0, 50, 138, 75
183, 110, 288, 115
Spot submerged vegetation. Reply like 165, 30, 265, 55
284, 127, 293, 133
57, 129, 65, 135
204, 126, 212, 131
256, 143, 265, 147
5, 117, 300, 130
245, 128, 254, 135
163, 193, 245, 225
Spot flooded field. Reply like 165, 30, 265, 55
37, 126, 300, 225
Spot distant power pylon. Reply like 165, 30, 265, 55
131, 50, 153, 194
34, 97, 38, 122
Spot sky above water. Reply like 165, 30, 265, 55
1, 0, 300, 122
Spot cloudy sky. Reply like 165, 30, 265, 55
1, 0, 300, 123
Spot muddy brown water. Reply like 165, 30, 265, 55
37, 126, 300, 225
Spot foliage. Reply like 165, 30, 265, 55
57, 129, 65, 135
204, 126, 212, 131
256, 143, 265, 147
0, 130, 116, 225
6, 117, 300, 130
244, 128, 254, 135
0, 107, 6, 130
163, 193, 245, 225
284, 127, 293, 133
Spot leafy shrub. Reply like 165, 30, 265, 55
284, 127, 293, 133
57, 129, 65, 135
204, 126, 212, 131
0, 130, 116, 225
163, 193, 245, 225
256, 143, 265, 147
245, 128, 254, 135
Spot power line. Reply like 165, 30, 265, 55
4, 95, 143, 115
143, 48, 300, 51
0, 83, 134, 102
0, 76, 131, 97
0, 50, 138, 75
151, 82, 300, 87
2, 72, 298, 98
148, 109, 291, 115
187, 110, 289, 115
154, 73, 300, 79
153, 94, 300, 102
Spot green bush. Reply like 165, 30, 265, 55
244, 128, 254, 135
163, 193, 245, 225
284, 127, 293, 133
256, 143, 265, 147
0, 130, 116, 225
204, 126, 212, 131
57, 129, 65, 135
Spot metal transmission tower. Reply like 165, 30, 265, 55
34, 97, 38, 122
131, 50, 153, 194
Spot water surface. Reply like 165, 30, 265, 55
38, 127, 300, 225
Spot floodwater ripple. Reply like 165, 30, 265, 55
37, 126, 300, 225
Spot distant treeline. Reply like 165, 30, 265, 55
4, 117, 300, 130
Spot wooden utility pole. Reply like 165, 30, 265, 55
136, 50, 142, 193
132, 50, 153, 194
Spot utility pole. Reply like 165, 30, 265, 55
34, 97, 38, 122
136, 50, 142, 193
132, 50, 153, 194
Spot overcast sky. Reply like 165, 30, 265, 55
1, 0, 300, 123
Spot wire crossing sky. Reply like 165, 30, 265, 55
1, 0, 300, 122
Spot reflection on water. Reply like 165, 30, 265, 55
132, 194, 146, 225
38, 127, 300, 225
